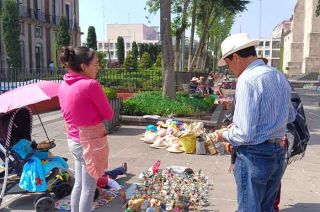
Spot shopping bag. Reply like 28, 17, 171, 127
179, 133, 196, 154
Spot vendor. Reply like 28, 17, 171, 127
188, 77, 199, 94
96, 163, 127, 202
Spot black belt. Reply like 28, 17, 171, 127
265, 138, 287, 147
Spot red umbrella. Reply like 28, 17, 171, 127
0, 81, 60, 114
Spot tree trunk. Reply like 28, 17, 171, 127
190, 3, 215, 70
187, 0, 197, 72
161, 0, 176, 99
174, 0, 190, 72
174, 36, 181, 72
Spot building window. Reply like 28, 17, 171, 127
35, 26, 42, 38
265, 41, 270, 47
98, 43, 102, 49
272, 50, 280, 57
35, 43, 43, 71
20, 40, 25, 69
110, 43, 114, 49
272, 41, 280, 48
258, 50, 263, 56
259, 41, 264, 46
20, 22, 24, 35
110, 51, 114, 58
271, 59, 280, 68
104, 43, 109, 49
126, 43, 130, 49
265, 50, 270, 56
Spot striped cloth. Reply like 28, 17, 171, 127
222, 59, 296, 146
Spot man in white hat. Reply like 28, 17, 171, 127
188, 77, 199, 94
215, 33, 296, 211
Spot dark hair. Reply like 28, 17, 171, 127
59, 46, 96, 72
226, 46, 257, 61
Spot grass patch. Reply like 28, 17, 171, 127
121, 91, 213, 117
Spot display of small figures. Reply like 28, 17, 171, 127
128, 163, 209, 211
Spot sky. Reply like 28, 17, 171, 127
79, 0, 297, 42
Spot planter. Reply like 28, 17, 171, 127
104, 97, 122, 133
117, 92, 135, 100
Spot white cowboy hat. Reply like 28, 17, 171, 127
150, 137, 168, 149
218, 33, 260, 67
190, 77, 199, 82
166, 143, 184, 153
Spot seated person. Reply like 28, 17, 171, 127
188, 77, 199, 94
198, 76, 208, 95
96, 162, 128, 202
206, 71, 215, 94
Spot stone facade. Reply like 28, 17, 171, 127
283, 0, 320, 76
0, 0, 81, 73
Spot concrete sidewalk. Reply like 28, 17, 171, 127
1, 88, 320, 211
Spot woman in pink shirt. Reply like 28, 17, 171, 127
58, 46, 113, 212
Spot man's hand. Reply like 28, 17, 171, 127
214, 129, 224, 142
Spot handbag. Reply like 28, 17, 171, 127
196, 135, 207, 155
204, 133, 217, 155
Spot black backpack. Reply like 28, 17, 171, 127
286, 89, 310, 162
223, 88, 310, 162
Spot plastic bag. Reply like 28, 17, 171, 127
179, 133, 196, 154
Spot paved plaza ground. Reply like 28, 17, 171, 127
1, 88, 320, 212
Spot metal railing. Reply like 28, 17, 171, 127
0, 68, 209, 93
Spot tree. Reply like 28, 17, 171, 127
116, 36, 125, 65
187, 0, 197, 71
132, 41, 139, 59
56, 16, 70, 50
138, 43, 148, 59
2, 0, 21, 68
124, 51, 138, 71
160, 0, 176, 99
190, 0, 248, 70
147, 0, 191, 72
97, 51, 107, 71
316, 0, 320, 16
87, 26, 97, 50
155, 54, 162, 67
139, 52, 153, 69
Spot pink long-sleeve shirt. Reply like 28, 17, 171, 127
58, 72, 114, 141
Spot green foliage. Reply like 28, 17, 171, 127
138, 43, 149, 59
99, 68, 162, 91
317, 0, 320, 16
56, 16, 70, 50
2, 0, 21, 68
97, 51, 107, 70
140, 52, 153, 69
155, 54, 162, 67
87, 26, 97, 50
116, 36, 125, 65
132, 41, 139, 59
103, 87, 117, 100
124, 51, 138, 71
122, 91, 210, 116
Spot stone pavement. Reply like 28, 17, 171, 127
1, 88, 320, 212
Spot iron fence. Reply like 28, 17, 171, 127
0, 68, 64, 93
0, 68, 209, 93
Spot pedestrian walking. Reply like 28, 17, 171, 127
214, 33, 296, 212
58, 46, 114, 212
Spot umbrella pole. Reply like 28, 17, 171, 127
33, 106, 51, 142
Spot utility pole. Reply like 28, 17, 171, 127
259, 0, 262, 38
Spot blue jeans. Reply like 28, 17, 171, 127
105, 166, 126, 179
234, 142, 287, 212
